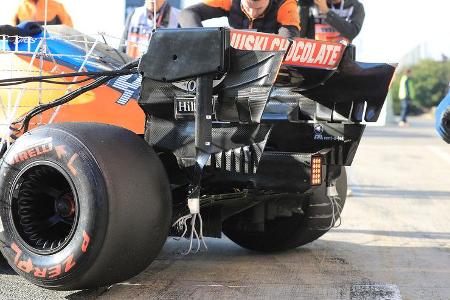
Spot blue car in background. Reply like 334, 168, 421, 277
436, 91, 450, 143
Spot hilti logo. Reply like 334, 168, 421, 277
178, 100, 196, 112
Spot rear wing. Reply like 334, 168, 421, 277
139, 27, 395, 124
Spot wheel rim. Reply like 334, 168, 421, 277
10, 163, 79, 254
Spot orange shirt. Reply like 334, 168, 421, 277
203, 0, 300, 30
13, 0, 73, 27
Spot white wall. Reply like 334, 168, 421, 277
60, 0, 126, 38
355, 0, 450, 63
0, 1, 20, 25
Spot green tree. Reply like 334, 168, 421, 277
392, 59, 450, 114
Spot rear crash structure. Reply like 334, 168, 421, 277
0, 28, 395, 290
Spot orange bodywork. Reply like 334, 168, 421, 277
0, 54, 145, 135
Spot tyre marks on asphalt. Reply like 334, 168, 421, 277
74, 239, 405, 300
0, 238, 406, 299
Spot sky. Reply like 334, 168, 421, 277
355, 0, 450, 63
1, 0, 449, 63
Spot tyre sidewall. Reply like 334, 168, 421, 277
0, 128, 108, 287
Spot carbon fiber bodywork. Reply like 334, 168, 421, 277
140, 28, 285, 174
215, 49, 285, 123
138, 27, 394, 200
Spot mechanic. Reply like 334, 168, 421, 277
121, 0, 180, 58
12, 0, 73, 27
398, 69, 415, 127
299, 0, 364, 42
178, 0, 300, 38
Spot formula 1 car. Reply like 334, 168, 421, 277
0, 26, 395, 290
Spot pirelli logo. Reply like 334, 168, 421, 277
7, 138, 53, 165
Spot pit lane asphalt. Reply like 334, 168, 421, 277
1, 116, 449, 300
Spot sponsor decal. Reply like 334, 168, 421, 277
314, 134, 344, 142
176, 97, 196, 114
11, 243, 64, 278
55, 145, 67, 159
174, 96, 217, 120
172, 77, 225, 93
173, 80, 198, 93
10, 231, 91, 279
6, 139, 74, 167
284, 39, 344, 69
230, 30, 345, 70
314, 124, 324, 135
109, 73, 142, 105
230, 30, 290, 52
313, 124, 344, 142
81, 230, 90, 253
7, 138, 53, 165
67, 153, 79, 176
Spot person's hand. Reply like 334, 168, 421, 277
314, 0, 329, 14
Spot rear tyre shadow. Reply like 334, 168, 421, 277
0, 254, 16, 275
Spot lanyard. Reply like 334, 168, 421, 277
149, 3, 167, 28
330, 0, 344, 13
330, 0, 353, 21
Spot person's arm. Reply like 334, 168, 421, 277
57, 3, 73, 27
299, 5, 309, 38
179, 0, 230, 28
277, 0, 300, 38
12, 4, 22, 26
324, 1, 365, 41
278, 26, 299, 38
12, 14, 20, 26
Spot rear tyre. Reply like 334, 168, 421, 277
223, 167, 347, 252
0, 123, 171, 290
